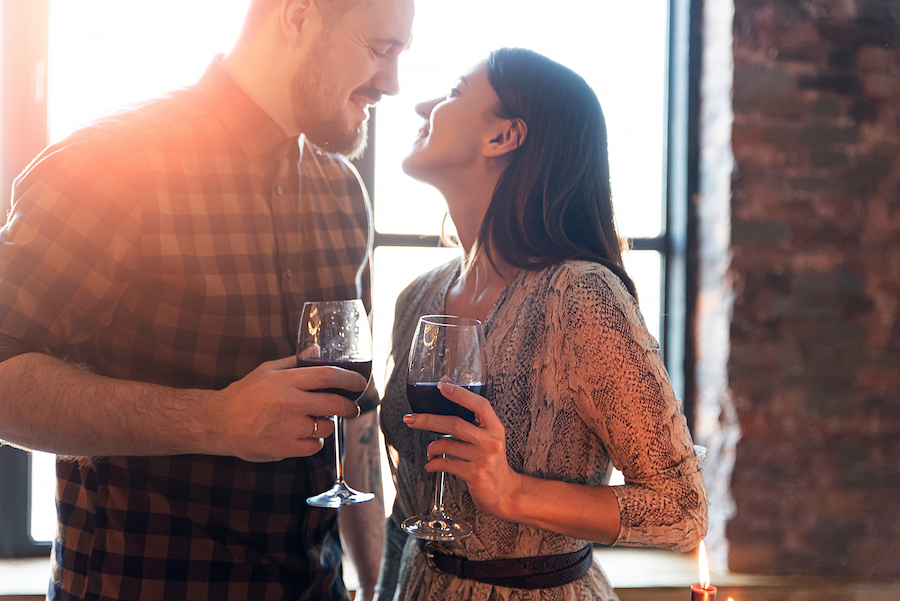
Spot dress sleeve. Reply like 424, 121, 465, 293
558, 266, 708, 552
0, 128, 142, 360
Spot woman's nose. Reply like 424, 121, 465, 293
415, 98, 441, 119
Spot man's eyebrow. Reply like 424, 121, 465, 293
374, 36, 412, 51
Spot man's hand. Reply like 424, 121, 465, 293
206, 355, 367, 462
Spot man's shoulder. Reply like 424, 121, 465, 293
14, 86, 209, 187
23, 87, 210, 177
81, 85, 211, 145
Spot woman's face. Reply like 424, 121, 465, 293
401, 60, 503, 185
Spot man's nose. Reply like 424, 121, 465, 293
373, 56, 401, 97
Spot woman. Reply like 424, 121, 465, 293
376, 48, 708, 601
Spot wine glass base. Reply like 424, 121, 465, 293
306, 482, 375, 508
401, 514, 472, 541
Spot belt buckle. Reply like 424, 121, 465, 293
422, 543, 443, 573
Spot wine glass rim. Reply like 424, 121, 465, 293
302, 299, 365, 307
419, 315, 483, 328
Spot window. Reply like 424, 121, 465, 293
0, 0, 698, 558
372, 4, 671, 393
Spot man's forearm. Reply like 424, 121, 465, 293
0, 352, 212, 457
0, 351, 368, 462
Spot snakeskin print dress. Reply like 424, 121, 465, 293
377, 260, 708, 601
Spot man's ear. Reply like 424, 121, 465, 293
484, 118, 528, 158
281, 0, 315, 46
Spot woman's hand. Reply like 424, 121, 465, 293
402, 382, 526, 520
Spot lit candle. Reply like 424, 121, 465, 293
691, 541, 717, 601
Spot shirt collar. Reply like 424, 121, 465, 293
197, 55, 295, 158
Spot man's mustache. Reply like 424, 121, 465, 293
353, 86, 383, 106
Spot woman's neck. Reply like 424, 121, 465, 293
445, 252, 518, 324
438, 164, 516, 322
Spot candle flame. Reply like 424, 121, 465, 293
698, 540, 711, 588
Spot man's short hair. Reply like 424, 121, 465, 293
319, 0, 371, 18
243, 0, 370, 32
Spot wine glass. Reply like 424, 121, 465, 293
402, 315, 487, 541
297, 299, 375, 507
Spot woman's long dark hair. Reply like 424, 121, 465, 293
475, 47, 637, 298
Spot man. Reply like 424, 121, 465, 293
0, 0, 414, 599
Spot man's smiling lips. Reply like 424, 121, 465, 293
350, 97, 372, 121
350, 90, 382, 122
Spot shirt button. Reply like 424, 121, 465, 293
286, 268, 292, 278
276, 186, 284, 195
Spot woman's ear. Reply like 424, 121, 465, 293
484, 118, 528, 158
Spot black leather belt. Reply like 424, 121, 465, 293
421, 541, 593, 589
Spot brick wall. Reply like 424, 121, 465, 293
711, 0, 900, 576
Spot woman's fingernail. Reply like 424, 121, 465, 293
403, 414, 416, 425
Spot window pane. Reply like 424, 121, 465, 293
374, 0, 668, 239
48, 0, 250, 142
372, 246, 460, 394
622, 249, 662, 343
30, 451, 56, 542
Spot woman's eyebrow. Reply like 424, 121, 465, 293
457, 75, 469, 87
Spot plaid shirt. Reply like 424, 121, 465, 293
0, 58, 371, 601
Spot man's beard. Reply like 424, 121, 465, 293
289, 48, 371, 160
292, 90, 370, 160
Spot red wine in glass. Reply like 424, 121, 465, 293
402, 315, 487, 541
297, 359, 373, 400
406, 382, 481, 425
297, 299, 374, 508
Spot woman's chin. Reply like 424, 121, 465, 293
400, 154, 432, 183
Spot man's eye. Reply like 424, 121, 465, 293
371, 48, 387, 59
447, 88, 460, 98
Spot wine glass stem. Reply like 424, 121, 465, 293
430, 456, 447, 514
333, 416, 345, 484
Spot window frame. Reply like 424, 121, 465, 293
0, 0, 701, 558
0, 0, 53, 560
